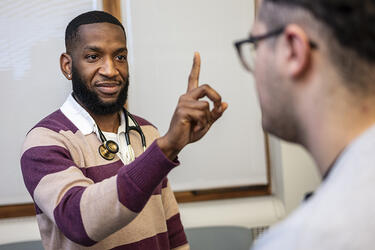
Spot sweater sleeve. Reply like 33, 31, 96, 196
161, 179, 189, 249
21, 127, 178, 246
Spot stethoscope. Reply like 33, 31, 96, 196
97, 108, 146, 161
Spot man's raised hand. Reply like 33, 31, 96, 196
157, 52, 228, 160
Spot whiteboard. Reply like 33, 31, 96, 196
0, 0, 267, 206
0, 0, 96, 205
124, 0, 268, 191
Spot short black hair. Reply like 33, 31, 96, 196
65, 10, 125, 53
262, 0, 375, 64
260, 0, 375, 93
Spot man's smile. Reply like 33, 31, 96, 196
95, 81, 122, 95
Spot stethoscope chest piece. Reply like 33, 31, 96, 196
97, 108, 146, 161
98, 140, 119, 160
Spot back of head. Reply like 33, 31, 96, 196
259, 0, 375, 94
65, 10, 125, 54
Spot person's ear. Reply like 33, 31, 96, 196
282, 24, 312, 78
60, 53, 72, 80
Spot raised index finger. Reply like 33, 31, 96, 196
187, 52, 201, 92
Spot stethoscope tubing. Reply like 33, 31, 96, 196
124, 108, 147, 150
97, 108, 147, 160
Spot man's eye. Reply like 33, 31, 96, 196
116, 55, 127, 61
86, 54, 98, 61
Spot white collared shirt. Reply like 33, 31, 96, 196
60, 94, 135, 164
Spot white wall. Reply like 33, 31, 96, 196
279, 141, 321, 213
0, 217, 40, 244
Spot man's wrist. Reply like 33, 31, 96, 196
156, 136, 180, 161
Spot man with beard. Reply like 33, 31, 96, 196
21, 11, 227, 250
234, 0, 375, 249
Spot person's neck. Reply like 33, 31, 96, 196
301, 94, 375, 177
91, 112, 120, 133
73, 95, 121, 133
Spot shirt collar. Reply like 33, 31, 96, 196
60, 93, 131, 137
60, 94, 97, 135
323, 123, 375, 183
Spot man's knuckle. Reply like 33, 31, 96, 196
175, 107, 184, 116
178, 95, 186, 102
201, 83, 209, 89
202, 101, 210, 109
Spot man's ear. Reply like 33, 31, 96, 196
60, 53, 72, 80
282, 24, 312, 78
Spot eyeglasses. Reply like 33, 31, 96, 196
234, 27, 318, 72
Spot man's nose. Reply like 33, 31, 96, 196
99, 58, 119, 78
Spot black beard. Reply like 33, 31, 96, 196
71, 64, 129, 115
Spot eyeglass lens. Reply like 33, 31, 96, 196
239, 42, 257, 72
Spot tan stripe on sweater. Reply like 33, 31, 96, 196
23, 125, 161, 169
66, 124, 160, 169
173, 243, 191, 250
80, 175, 137, 242
37, 213, 91, 250
85, 194, 168, 249
59, 131, 122, 168
162, 181, 180, 220
34, 167, 93, 222
21, 127, 68, 155
42, 194, 169, 250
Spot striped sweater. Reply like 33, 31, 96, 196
20, 108, 189, 250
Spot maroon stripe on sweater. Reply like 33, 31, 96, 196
21, 145, 75, 199
166, 213, 188, 248
53, 186, 96, 246
162, 178, 168, 188
152, 182, 163, 195
150, 178, 168, 196
117, 141, 179, 213
82, 160, 124, 183
32, 109, 78, 134
110, 231, 170, 250
81, 160, 164, 195
131, 114, 157, 129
